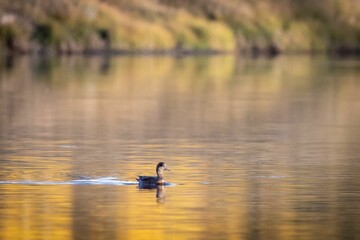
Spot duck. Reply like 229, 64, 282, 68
137, 162, 171, 188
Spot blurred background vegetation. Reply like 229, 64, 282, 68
0, 0, 359, 55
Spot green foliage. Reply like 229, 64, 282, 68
32, 24, 53, 45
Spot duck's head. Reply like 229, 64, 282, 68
156, 162, 170, 172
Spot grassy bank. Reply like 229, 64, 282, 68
0, 0, 359, 55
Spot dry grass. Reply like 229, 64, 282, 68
0, 0, 359, 54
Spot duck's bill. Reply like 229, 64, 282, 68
165, 168, 171, 171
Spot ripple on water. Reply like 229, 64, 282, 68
0, 177, 139, 186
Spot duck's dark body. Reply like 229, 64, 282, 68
137, 176, 164, 185
137, 162, 170, 188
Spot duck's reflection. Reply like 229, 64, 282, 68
156, 185, 166, 203
138, 185, 166, 203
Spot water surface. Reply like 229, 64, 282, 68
0, 55, 360, 239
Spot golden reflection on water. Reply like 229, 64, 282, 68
0, 55, 360, 239
0, 185, 73, 240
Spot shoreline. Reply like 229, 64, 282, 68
1, 0, 359, 60
2, 47, 360, 59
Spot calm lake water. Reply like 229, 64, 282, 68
0, 55, 360, 240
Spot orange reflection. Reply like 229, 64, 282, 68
0, 185, 72, 240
